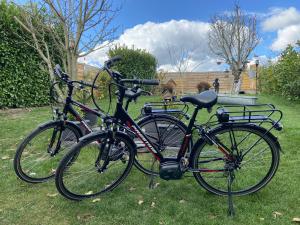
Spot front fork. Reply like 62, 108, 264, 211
95, 131, 114, 172
95, 120, 118, 172
47, 122, 65, 156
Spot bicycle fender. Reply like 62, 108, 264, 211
220, 123, 282, 153
136, 114, 187, 129
190, 123, 283, 159
246, 123, 283, 153
78, 130, 137, 153
37, 120, 84, 138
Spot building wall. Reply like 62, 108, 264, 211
77, 63, 100, 82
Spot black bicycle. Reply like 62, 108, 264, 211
55, 57, 282, 215
13, 61, 189, 183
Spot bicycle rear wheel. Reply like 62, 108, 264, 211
55, 131, 135, 200
192, 124, 280, 196
134, 115, 190, 175
14, 121, 81, 183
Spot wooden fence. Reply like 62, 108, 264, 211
160, 71, 256, 94
77, 63, 257, 94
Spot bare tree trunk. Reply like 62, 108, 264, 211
70, 53, 78, 80
231, 70, 242, 94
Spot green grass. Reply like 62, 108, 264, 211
0, 95, 299, 225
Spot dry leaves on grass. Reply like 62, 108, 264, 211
273, 211, 283, 218
92, 198, 101, 203
85, 191, 93, 195
46, 193, 58, 197
293, 217, 300, 223
154, 183, 160, 188
129, 187, 136, 191
138, 200, 144, 205
77, 213, 94, 221
208, 215, 217, 220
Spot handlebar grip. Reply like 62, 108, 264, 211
54, 64, 63, 78
139, 79, 159, 85
104, 56, 122, 69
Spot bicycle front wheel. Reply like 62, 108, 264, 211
14, 121, 81, 183
192, 124, 280, 196
55, 131, 135, 200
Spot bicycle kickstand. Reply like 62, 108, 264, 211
227, 170, 235, 217
148, 159, 156, 189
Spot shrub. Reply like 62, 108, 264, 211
259, 44, 300, 100
197, 82, 211, 93
108, 45, 157, 80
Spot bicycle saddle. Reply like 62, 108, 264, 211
180, 90, 217, 108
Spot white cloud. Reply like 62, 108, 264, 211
262, 7, 300, 31
271, 24, 300, 51
81, 20, 223, 72
261, 7, 300, 51
247, 55, 280, 69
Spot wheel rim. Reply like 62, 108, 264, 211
59, 136, 132, 198
19, 125, 78, 180
194, 126, 278, 195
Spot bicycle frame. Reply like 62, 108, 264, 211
59, 83, 105, 134
114, 93, 232, 166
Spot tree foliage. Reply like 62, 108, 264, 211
259, 44, 300, 100
108, 45, 157, 79
0, 1, 50, 108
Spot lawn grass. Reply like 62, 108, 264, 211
0, 94, 299, 225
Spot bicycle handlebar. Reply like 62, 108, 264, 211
121, 79, 159, 86
53, 65, 98, 89
54, 64, 69, 81
73, 80, 99, 89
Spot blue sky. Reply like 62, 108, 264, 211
80, 0, 300, 71
15, 0, 300, 71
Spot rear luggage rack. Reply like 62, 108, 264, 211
214, 104, 283, 131
141, 100, 190, 120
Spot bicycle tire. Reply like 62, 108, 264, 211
191, 123, 280, 196
55, 131, 135, 201
13, 121, 81, 183
134, 114, 190, 175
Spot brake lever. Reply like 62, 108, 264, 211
142, 90, 152, 96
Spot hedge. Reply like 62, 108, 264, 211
0, 1, 50, 108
